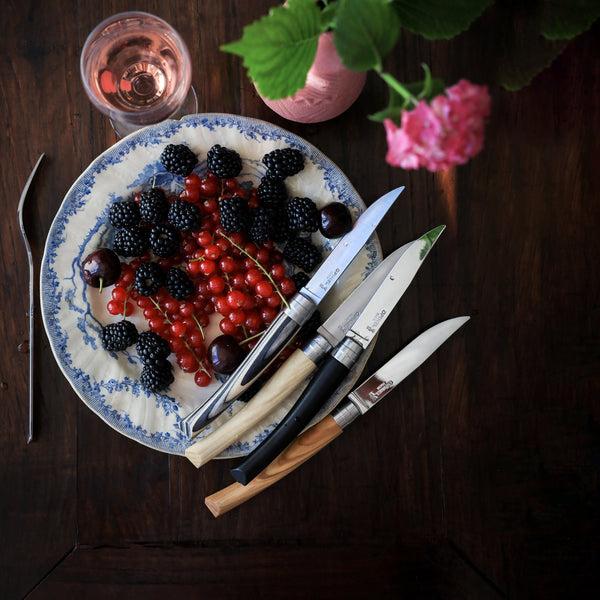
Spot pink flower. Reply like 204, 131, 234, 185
384, 80, 491, 172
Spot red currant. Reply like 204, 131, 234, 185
200, 177, 219, 197
199, 259, 216, 276
187, 260, 203, 277
245, 312, 262, 330
170, 321, 187, 338
245, 268, 263, 287
178, 350, 199, 373
185, 174, 201, 190
261, 307, 277, 323
179, 302, 194, 317
188, 330, 204, 348
219, 256, 236, 273
111, 287, 128, 302
204, 244, 222, 260
170, 338, 185, 353
107, 300, 122, 315
229, 309, 246, 325
266, 294, 281, 308
164, 299, 179, 314
203, 199, 218, 214
255, 280, 274, 298
208, 275, 226, 295
270, 263, 286, 281
181, 188, 200, 203
256, 248, 270, 264
194, 370, 212, 387
197, 230, 213, 246
219, 318, 237, 335
280, 278, 296, 296
149, 317, 165, 331
227, 290, 247, 308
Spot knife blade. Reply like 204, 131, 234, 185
180, 187, 404, 437
230, 225, 445, 485
205, 316, 470, 517
185, 241, 414, 468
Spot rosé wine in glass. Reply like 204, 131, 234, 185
81, 12, 196, 137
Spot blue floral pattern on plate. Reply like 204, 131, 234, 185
40, 113, 382, 457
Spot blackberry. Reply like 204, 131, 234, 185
113, 227, 148, 258
248, 207, 274, 245
207, 144, 242, 179
219, 196, 250, 233
166, 267, 194, 300
262, 148, 304, 180
270, 208, 294, 243
136, 331, 170, 363
134, 262, 165, 296
284, 238, 321, 272
160, 144, 197, 176
140, 360, 174, 392
139, 188, 168, 224
109, 200, 140, 228
291, 271, 310, 290
257, 176, 287, 208
167, 199, 201, 231
285, 197, 318, 233
149, 224, 180, 257
101, 320, 138, 352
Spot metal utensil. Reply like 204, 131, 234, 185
205, 316, 470, 516
231, 225, 445, 485
181, 186, 404, 436
17, 153, 45, 444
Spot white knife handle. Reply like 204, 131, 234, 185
185, 348, 318, 468
204, 415, 343, 517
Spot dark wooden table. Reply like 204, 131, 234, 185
2, 2, 599, 598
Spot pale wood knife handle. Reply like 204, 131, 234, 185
204, 415, 343, 517
185, 349, 318, 468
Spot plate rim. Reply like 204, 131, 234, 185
40, 112, 382, 457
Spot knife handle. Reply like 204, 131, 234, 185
181, 293, 315, 436
230, 345, 358, 485
205, 415, 343, 517
185, 348, 319, 468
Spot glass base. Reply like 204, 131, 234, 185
109, 85, 198, 138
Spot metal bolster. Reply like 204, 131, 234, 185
331, 400, 361, 429
302, 334, 332, 364
331, 337, 363, 369
284, 292, 316, 326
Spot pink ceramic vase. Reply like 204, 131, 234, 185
258, 32, 366, 124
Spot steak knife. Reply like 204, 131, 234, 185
185, 240, 415, 467
180, 187, 404, 437
231, 225, 445, 485
205, 316, 470, 516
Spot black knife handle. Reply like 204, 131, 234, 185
230, 349, 357, 486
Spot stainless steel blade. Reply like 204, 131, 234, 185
317, 241, 412, 347
346, 225, 445, 349
302, 187, 404, 305
347, 316, 470, 415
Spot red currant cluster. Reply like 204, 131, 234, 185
103, 173, 299, 387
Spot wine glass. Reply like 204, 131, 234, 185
80, 11, 197, 138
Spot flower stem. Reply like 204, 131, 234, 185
378, 71, 419, 107
217, 231, 290, 309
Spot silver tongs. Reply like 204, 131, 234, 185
17, 153, 45, 444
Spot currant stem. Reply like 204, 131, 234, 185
240, 330, 265, 345
217, 231, 290, 309
192, 314, 205, 339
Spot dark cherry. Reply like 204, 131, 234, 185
318, 202, 353, 239
81, 248, 122, 288
208, 334, 246, 375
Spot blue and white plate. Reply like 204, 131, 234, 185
41, 113, 382, 457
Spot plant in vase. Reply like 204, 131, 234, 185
222, 0, 599, 172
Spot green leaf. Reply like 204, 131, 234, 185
540, 0, 600, 40
333, 0, 401, 71
492, 4, 568, 91
320, 1, 338, 30
393, 0, 492, 40
221, 0, 321, 100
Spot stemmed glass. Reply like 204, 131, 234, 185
81, 12, 197, 138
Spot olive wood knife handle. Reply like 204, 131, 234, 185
204, 415, 343, 517
185, 348, 318, 468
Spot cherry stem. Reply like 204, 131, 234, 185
99, 277, 104, 294
217, 231, 290, 309
240, 330, 265, 345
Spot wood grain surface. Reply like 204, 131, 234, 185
1, 1, 599, 598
